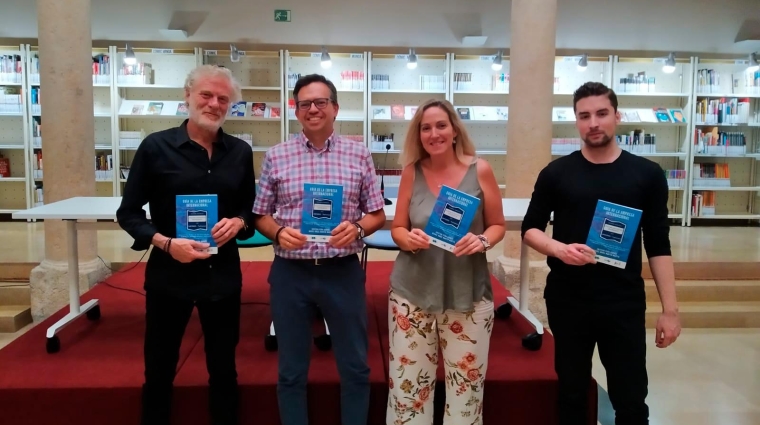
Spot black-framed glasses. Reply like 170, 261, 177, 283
296, 98, 332, 110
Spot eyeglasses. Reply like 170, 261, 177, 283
295, 98, 332, 110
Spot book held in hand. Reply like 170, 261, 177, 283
423, 185, 481, 252
176, 194, 219, 254
301, 183, 343, 242
585, 200, 642, 268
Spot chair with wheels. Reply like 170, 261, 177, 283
360, 229, 400, 271
237, 232, 332, 352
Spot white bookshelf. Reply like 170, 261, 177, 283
688, 58, 760, 223
284, 50, 368, 153
0, 45, 28, 214
203, 48, 285, 181
4, 44, 760, 227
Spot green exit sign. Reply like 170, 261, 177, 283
274, 10, 291, 22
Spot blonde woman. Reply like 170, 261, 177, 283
386, 99, 505, 424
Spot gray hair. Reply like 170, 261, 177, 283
184, 64, 243, 104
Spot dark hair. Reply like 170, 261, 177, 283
293, 74, 338, 104
572, 81, 618, 112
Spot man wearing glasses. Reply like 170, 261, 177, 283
252, 74, 386, 425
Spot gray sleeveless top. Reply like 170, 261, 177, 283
389, 159, 493, 313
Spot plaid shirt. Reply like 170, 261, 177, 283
252, 131, 385, 259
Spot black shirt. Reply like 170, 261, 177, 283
116, 120, 256, 301
521, 150, 671, 306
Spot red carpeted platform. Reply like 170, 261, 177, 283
0, 261, 597, 425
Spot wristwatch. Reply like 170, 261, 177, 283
477, 234, 490, 251
353, 222, 365, 239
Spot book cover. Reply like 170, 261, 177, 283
251, 102, 266, 117
175, 103, 188, 116
390, 104, 405, 120
301, 183, 344, 242
423, 185, 481, 252
147, 102, 164, 115
585, 200, 642, 269
230, 101, 247, 117
176, 194, 219, 254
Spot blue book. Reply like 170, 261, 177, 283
301, 183, 343, 242
176, 194, 218, 254
585, 200, 642, 268
423, 185, 481, 252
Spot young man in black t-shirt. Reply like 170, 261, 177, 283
521, 82, 681, 425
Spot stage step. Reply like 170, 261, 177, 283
645, 301, 760, 329
646, 279, 760, 303
0, 282, 31, 306
0, 305, 33, 333
0, 282, 32, 333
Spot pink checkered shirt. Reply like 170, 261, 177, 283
252, 131, 385, 259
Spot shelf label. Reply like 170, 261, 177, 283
237, 51, 246, 56
152, 48, 173, 54
205, 50, 217, 56
562, 56, 577, 62
479, 55, 495, 61
350, 53, 363, 59
734, 60, 749, 65
395, 54, 409, 60
310, 53, 321, 58
652, 58, 666, 64
274, 9, 291, 22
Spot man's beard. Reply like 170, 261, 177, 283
189, 104, 225, 132
582, 133, 613, 148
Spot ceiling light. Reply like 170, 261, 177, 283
748, 53, 759, 73
577, 54, 588, 71
123, 43, 136, 65
663, 52, 676, 73
320, 47, 331, 69
407, 48, 417, 70
230, 44, 240, 62
492, 50, 503, 71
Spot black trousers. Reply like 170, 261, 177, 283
140, 289, 241, 425
546, 299, 649, 425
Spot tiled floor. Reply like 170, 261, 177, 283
1, 222, 759, 424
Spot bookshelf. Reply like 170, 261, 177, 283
203, 48, 285, 182
688, 58, 760, 223
611, 55, 694, 223
4, 43, 760, 227
114, 46, 199, 196
285, 50, 367, 144
0, 45, 28, 214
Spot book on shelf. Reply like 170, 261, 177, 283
147, 102, 163, 115
230, 101, 247, 116
693, 127, 747, 155
692, 163, 731, 187
175, 194, 218, 254
390, 105, 404, 120
691, 191, 715, 217
617, 73, 656, 93
371, 106, 391, 120
0, 155, 10, 178
585, 200, 642, 269
301, 183, 343, 242
423, 185, 481, 252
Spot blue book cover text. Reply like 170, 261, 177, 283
423, 185, 481, 252
176, 194, 219, 254
585, 200, 642, 268
301, 183, 344, 242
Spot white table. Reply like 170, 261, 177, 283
13, 196, 544, 353
12, 197, 148, 353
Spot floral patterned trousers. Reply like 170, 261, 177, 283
386, 289, 495, 425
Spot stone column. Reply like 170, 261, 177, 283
491, 0, 557, 329
29, 0, 110, 320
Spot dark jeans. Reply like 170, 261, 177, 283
140, 289, 241, 425
546, 299, 649, 425
268, 254, 369, 425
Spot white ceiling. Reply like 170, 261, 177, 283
1, 0, 759, 55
